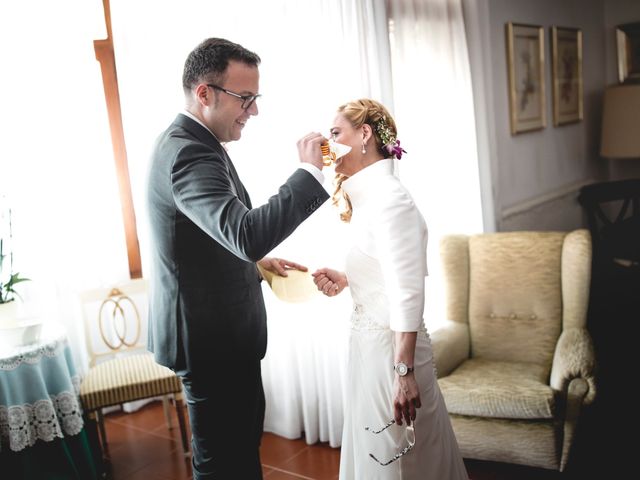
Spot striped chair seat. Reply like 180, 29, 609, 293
78, 280, 189, 465
80, 352, 182, 411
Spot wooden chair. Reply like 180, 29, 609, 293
577, 179, 640, 422
577, 179, 640, 275
78, 279, 189, 464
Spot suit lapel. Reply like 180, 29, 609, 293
173, 114, 251, 207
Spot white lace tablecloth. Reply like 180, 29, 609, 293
0, 332, 84, 452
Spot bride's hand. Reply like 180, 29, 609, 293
393, 375, 421, 426
312, 268, 348, 297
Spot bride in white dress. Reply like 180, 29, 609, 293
312, 99, 468, 480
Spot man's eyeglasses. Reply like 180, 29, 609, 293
365, 419, 416, 466
207, 84, 261, 110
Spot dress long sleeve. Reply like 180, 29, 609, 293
370, 180, 428, 332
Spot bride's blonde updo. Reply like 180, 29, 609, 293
333, 99, 399, 223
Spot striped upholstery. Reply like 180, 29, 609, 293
80, 352, 182, 411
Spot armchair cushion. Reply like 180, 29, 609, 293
439, 358, 554, 419
468, 233, 564, 366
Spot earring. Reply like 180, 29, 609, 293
361, 142, 366, 154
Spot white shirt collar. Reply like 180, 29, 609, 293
182, 110, 220, 142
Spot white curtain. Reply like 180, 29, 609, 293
1, 0, 482, 448
388, 0, 484, 328
0, 0, 128, 371
109, 0, 395, 447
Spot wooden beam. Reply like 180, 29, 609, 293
94, 0, 142, 279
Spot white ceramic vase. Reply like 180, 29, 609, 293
0, 300, 19, 328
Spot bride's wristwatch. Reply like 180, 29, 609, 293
394, 362, 414, 376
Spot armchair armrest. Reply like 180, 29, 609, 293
430, 320, 470, 378
550, 327, 596, 405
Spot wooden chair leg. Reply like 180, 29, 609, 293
86, 410, 111, 478
162, 395, 173, 430
174, 392, 190, 457
95, 409, 111, 463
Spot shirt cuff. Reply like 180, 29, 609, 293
298, 163, 325, 185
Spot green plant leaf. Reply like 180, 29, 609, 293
9, 273, 30, 285
0, 272, 31, 303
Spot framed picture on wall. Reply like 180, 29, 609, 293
616, 22, 640, 83
506, 22, 546, 134
551, 26, 583, 126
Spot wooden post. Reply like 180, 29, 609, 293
94, 0, 142, 279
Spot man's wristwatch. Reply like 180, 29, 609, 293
394, 362, 414, 376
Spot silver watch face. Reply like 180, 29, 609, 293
395, 362, 408, 376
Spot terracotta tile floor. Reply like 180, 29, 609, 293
104, 400, 340, 480
103, 401, 565, 479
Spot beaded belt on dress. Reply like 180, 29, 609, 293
350, 303, 388, 331
350, 303, 429, 335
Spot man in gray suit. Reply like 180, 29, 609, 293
146, 38, 329, 479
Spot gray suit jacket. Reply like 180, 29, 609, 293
146, 114, 329, 373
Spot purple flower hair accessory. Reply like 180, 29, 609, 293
385, 140, 407, 160
375, 117, 407, 160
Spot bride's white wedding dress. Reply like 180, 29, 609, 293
338, 159, 468, 480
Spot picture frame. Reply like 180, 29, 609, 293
551, 26, 583, 126
506, 22, 546, 134
616, 22, 640, 83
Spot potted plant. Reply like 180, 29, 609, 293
0, 206, 30, 326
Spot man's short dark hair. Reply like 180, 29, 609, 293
182, 38, 261, 93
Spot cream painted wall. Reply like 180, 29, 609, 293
464, 0, 613, 232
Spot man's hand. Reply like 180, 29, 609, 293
311, 268, 348, 297
297, 132, 326, 170
258, 257, 308, 278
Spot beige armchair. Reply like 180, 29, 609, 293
432, 230, 596, 471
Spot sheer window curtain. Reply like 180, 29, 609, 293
109, 0, 393, 447
111, 0, 481, 448
388, 0, 484, 329
0, 0, 482, 448
0, 0, 130, 371
266, 0, 485, 444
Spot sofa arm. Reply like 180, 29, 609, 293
550, 327, 596, 405
430, 320, 470, 378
